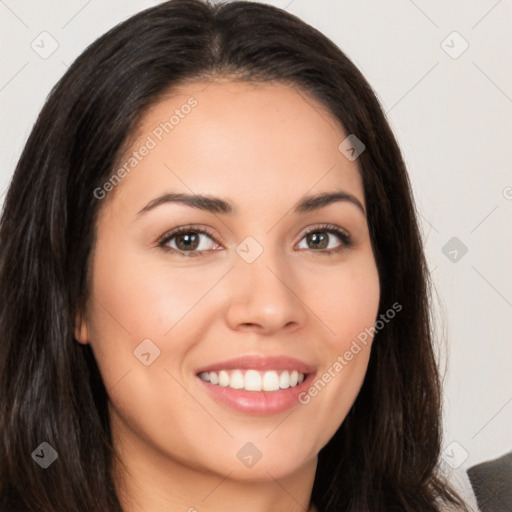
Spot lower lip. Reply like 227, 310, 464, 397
196, 373, 316, 415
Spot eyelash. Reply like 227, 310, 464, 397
157, 224, 353, 258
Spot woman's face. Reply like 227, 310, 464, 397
77, 79, 380, 484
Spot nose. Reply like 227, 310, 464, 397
224, 248, 308, 335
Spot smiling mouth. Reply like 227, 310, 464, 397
195, 355, 316, 414
198, 369, 306, 392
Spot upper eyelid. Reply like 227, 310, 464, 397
301, 224, 350, 238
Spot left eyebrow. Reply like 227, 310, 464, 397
294, 190, 365, 216
136, 189, 365, 217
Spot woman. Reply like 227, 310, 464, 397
0, 1, 472, 510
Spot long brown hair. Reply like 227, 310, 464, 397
0, 1, 466, 510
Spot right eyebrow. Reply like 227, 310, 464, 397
137, 192, 237, 216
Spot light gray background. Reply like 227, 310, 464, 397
1, 0, 511, 472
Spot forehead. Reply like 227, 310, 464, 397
107, 79, 364, 215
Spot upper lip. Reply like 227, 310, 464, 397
195, 355, 316, 375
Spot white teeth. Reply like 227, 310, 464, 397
278, 370, 290, 389
262, 370, 280, 391
245, 370, 262, 391
230, 370, 244, 389
199, 369, 306, 391
218, 370, 230, 387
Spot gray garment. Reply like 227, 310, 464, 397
467, 451, 512, 512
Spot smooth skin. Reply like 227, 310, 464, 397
76, 79, 381, 512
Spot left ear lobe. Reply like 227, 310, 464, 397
74, 311, 90, 345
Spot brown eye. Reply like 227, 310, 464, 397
159, 227, 221, 257
305, 232, 329, 250
174, 232, 200, 251
297, 225, 352, 254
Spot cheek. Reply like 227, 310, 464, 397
306, 251, 381, 351
297, 250, 380, 409
84, 246, 207, 453
87, 238, 209, 343
294, 256, 379, 442
84, 238, 228, 397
